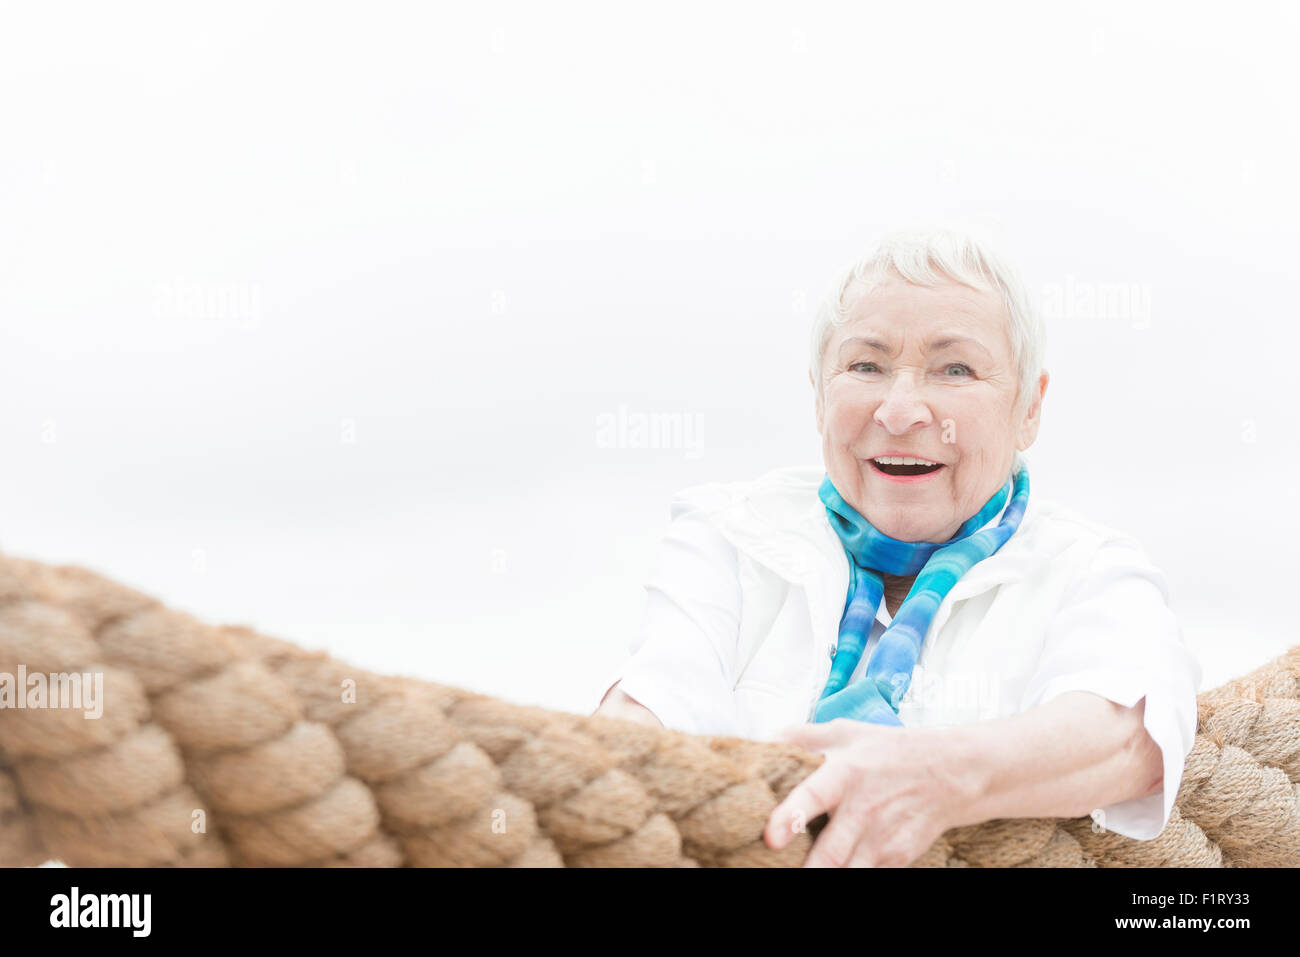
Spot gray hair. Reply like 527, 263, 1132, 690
808, 228, 1046, 415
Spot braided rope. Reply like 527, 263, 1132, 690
1, 554, 1297, 867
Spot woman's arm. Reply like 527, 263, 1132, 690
589, 495, 746, 737
943, 689, 1162, 826
593, 681, 666, 729
765, 688, 1161, 867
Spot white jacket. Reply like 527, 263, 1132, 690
601, 463, 1203, 841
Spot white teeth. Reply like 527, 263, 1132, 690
873, 456, 939, 466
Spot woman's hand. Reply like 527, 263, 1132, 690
763, 718, 974, 867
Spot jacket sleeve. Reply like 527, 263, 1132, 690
597, 495, 745, 738
1017, 534, 1203, 841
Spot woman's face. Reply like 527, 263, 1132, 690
814, 273, 1048, 544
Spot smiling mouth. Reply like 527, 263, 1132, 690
869, 456, 945, 477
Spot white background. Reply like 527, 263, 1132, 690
1, 2, 1296, 717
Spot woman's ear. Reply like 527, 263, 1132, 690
1015, 370, 1049, 450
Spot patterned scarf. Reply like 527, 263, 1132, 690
814, 457, 1030, 726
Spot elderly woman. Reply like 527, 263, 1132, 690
593, 229, 1201, 868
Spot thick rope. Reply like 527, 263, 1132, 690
0, 553, 1297, 867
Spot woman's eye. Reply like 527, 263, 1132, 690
943, 363, 973, 377
848, 361, 880, 374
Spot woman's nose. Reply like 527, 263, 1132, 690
873, 373, 933, 434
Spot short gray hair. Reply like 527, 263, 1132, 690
808, 228, 1046, 414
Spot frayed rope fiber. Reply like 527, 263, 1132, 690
1, 553, 1297, 867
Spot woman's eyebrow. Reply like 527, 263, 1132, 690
838, 336, 891, 355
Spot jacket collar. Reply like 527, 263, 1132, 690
704, 465, 1044, 603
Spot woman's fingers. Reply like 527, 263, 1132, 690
764, 761, 846, 850
803, 804, 868, 868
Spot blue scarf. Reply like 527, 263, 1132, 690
814, 458, 1030, 726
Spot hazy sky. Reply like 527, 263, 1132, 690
1, 2, 1296, 713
